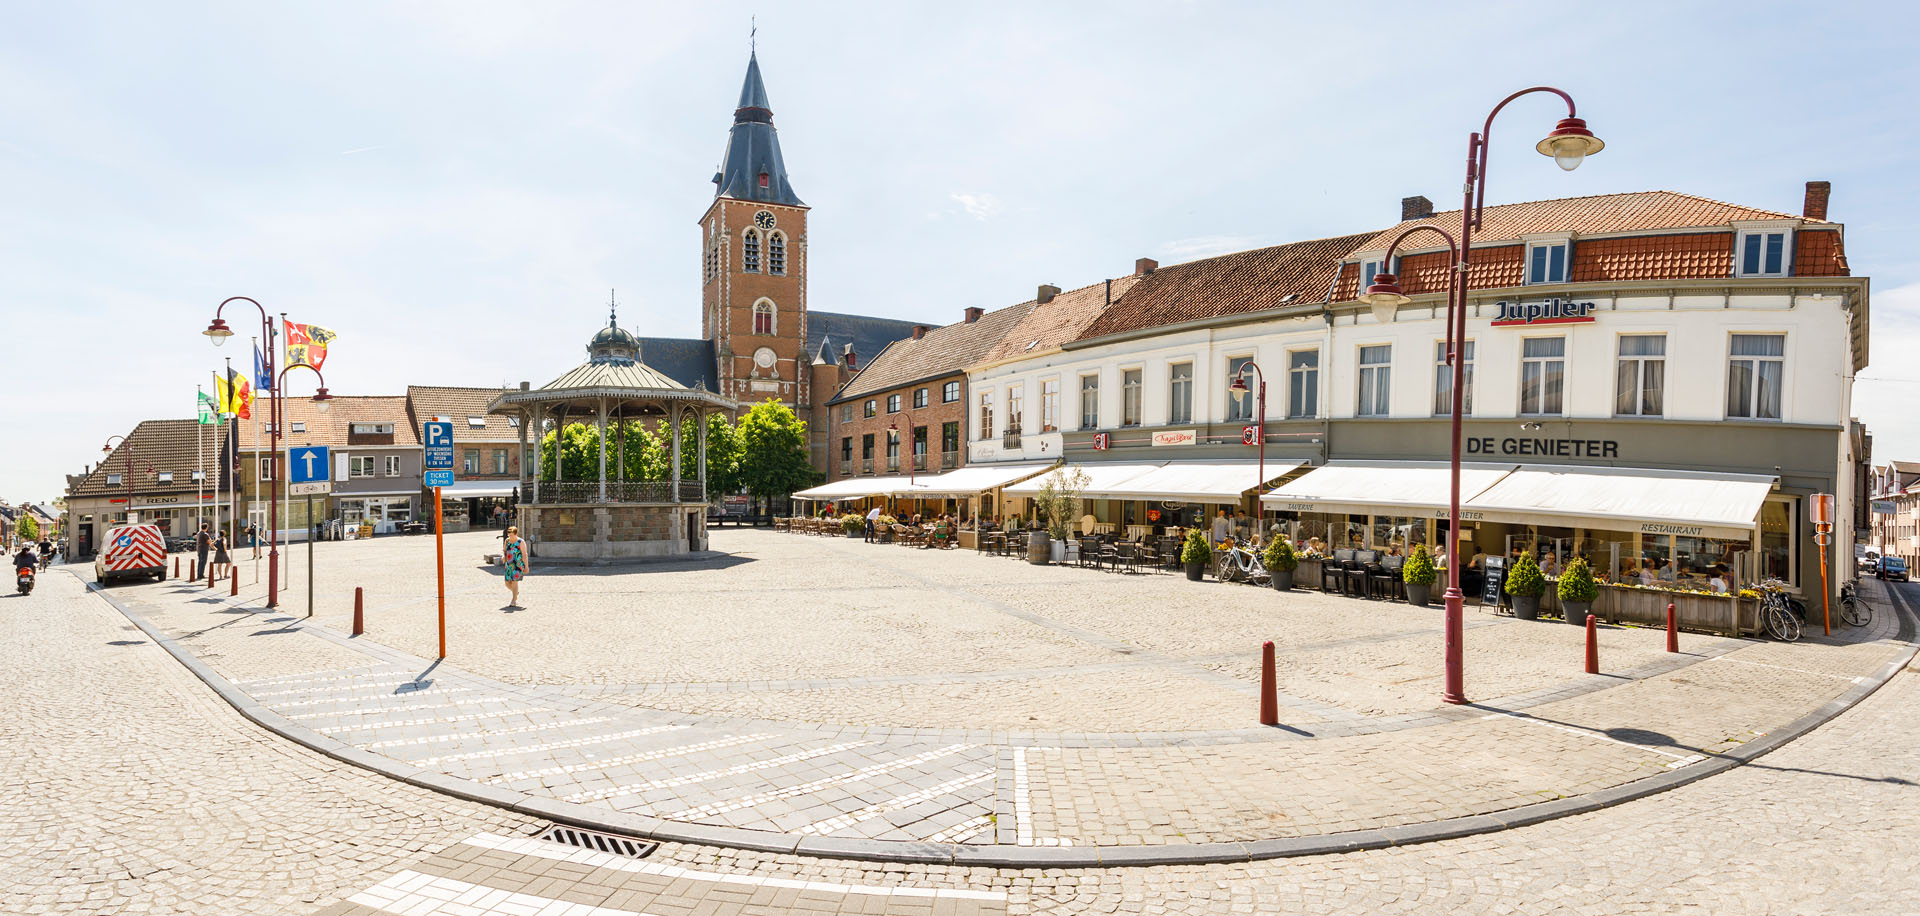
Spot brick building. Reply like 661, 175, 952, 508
234, 396, 421, 538
406, 385, 522, 532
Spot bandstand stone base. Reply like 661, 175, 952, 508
519, 502, 711, 563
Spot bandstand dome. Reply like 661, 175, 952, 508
488, 306, 734, 561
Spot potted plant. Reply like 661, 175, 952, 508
1402, 544, 1436, 607
1181, 528, 1212, 581
1506, 551, 1545, 620
1558, 556, 1599, 626
1262, 537, 1298, 591
1033, 467, 1090, 565
838, 513, 864, 537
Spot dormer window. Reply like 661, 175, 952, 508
467, 416, 487, 428
290, 421, 306, 433
106, 473, 122, 486
758, 172, 770, 189
157, 471, 173, 483
1526, 241, 1569, 284
1359, 259, 1383, 297
1737, 229, 1790, 277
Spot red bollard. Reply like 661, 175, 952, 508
230, 567, 239, 596
1584, 614, 1599, 674
172, 557, 179, 579
352, 587, 364, 636
205, 559, 214, 589
1259, 640, 1278, 726
1665, 603, 1679, 653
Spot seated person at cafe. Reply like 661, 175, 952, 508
1708, 565, 1729, 594
1541, 553, 1560, 576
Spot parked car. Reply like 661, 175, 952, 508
95, 523, 167, 585
1877, 556, 1908, 583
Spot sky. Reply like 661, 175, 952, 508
2, 1, 1918, 502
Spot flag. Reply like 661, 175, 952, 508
285, 320, 337, 370
214, 370, 254, 420
197, 388, 220, 425
254, 344, 272, 391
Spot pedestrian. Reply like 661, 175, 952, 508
864, 505, 881, 542
194, 522, 212, 579
212, 530, 231, 580
246, 521, 260, 558
1211, 509, 1231, 545
501, 525, 529, 608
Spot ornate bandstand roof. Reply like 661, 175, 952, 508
488, 301, 736, 415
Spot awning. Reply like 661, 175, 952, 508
1261, 461, 1515, 516
1003, 462, 1164, 498
792, 476, 917, 500
438, 480, 519, 498
894, 463, 1055, 497
1091, 459, 1305, 502
1463, 465, 1776, 539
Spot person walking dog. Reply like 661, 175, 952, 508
502, 526, 530, 608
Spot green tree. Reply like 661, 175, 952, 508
16, 514, 38, 542
701, 412, 744, 496
736, 400, 815, 510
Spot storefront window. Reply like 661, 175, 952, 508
1371, 516, 1427, 554
1760, 498, 1795, 585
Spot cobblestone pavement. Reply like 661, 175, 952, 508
87, 530, 1912, 854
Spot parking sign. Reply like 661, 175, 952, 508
423, 421, 454, 470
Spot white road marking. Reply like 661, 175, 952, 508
348, 869, 647, 915
571, 740, 873, 803
1482, 711, 1701, 762
314, 710, 518, 734
465, 833, 1007, 900
795, 769, 994, 835
411, 725, 688, 766
364, 717, 610, 750
285, 695, 511, 721
485, 733, 778, 784
271, 686, 477, 710
666, 745, 975, 819
1011, 746, 1074, 846
926, 814, 995, 844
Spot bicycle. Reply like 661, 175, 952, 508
1839, 578, 1874, 628
1215, 539, 1271, 586
1756, 578, 1802, 642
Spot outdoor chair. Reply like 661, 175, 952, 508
1078, 537, 1101, 569
1324, 549, 1354, 593
1133, 539, 1160, 573
1342, 550, 1377, 597
1369, 555, 1405, 601
1158, 535, 1182, 571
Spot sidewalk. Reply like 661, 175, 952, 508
88, 552, 1916, 867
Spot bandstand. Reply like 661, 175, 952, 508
490, 312, 734, 561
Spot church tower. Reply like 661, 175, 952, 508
700, 51, 809, 410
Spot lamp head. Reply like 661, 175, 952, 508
311, 387, 333, 413
1536, 117, 1604, 171
203, 318, 234, 346
1359, 273, 1411, 322
1229, 377, 1249, 393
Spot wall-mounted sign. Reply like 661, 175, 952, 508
1240, 426, 1259, 446
1092, 432, 1111, 450
1147, 509, 1161, 522
1152, 429, 1197, 447
1466, 436, 1620, 459
1491, 297, 1597, 327
1873, 500, 1897, 515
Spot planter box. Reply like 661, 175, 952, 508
1296, 558, 1326, 590
958, 530, 977, 550
1594, 584, 1755, 636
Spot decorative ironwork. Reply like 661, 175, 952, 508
941, 453, 958, 470
533, 480, 695, 504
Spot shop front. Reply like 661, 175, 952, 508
1002, 459, 1300, 540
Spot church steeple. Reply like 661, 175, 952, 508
712, 51, 804, 206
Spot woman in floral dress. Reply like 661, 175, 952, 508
502, 526, 529, 608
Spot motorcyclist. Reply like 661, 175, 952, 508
37, 538, 52, 570
14, 545, 38, 575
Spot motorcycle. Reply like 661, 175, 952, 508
15, 566, 33, 596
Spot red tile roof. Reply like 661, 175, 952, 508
1077, 232, 1377, 341
1795, 228, 1849, 277
406, 386, 519, 443
1348, 190, 1821, 255
234, 396, 417, 450
979, 276, 1139, 365
829, 302, 1037, 402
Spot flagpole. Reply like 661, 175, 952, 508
197, 387, 205, 534
252, 337, 263, 575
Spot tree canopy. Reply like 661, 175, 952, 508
736, 400, 816, 501
532, 403, 810, 503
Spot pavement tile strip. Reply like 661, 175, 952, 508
99, 530, 1916, 858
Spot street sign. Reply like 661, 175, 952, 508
425, 469, 454, 488
289, 446, 330, 484
288, 481, 332, 496
423, 421, 455, 470
1810, 493, 1835, 525
1240, 426, 1259, 446
1091, 433, 1110, 450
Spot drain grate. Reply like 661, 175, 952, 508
536, 825, 657, 859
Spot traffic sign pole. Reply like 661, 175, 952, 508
435, 485, 446, 659
306, 494, 314, 618
422, 421, 455, 660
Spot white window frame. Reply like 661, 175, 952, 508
1519, 336, 1567, 417
1734, 226, 1792, 278
1614, 334, 1667, 417
1287, 348, 1319, 419
1525, 239, 1571, 285
191, 470, 206, 482
467, 416, 487, 429
384, 455, 401, 477
1078, 373, 1100, 430
978, 390, 994, 440
1356, 344, 1391, 417
752, 299, 776, 336
106, 473, 123, 486
1040, 377, 1060, 432
1358, 259, 1384, 299
290, 421, 306, 434
1168, 362, 1194, 425
1226, 354, 1256, 422
157, 471, 173, 483
259, 457, 276, 481
1433, 340, 1474, 416
350, 455, 376, 478
1005, 384, 1024, 435
1726, 332, 1786, 421
1121, 367, 1143, 427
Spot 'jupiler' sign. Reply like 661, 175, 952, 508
1491, 297, 1597, 327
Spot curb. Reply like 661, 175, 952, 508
86, 573, 1919, 869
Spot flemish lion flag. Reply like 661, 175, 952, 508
285, 320, 337, 370
197, 388, 220, 425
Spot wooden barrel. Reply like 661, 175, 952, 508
1027, 530, 1051, 565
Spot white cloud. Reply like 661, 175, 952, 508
1852, 282, 1920, 463
950, 192, 1003, 221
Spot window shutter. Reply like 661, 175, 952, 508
336, 454, 351, 482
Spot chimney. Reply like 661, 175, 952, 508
519, 380, 530, 391
1134, 257, 1158, 275
911, 324, 929, 340
1401, 195, 1434, 220
1803, 180, 1831, 220
1037, 284, 1061, 304
963, 306, 983, 324
841, 342, 857, 371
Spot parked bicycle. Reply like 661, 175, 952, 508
1756, 578, 1802, 642
1839, 578, 1873, 628
1215, 539, 1271, 586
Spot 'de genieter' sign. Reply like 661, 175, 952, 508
1491, 297, 1597, 327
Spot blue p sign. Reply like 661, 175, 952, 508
423, 421, 455, 470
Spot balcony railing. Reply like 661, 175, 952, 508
1003, 431, 1022, 449
862, 459, 874, 475
912, 454, 927, 471
886, 458, 900, 473
941, 452, 958, 470
533, 480, 705, 504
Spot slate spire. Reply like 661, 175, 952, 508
712, 51, 804, 206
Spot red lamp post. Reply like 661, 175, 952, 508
1229, 363, 1266, 510
1359, 87, 1603, 706
887, 416, 918, 486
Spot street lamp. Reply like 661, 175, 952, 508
887, 416, 919, 486
1359, 87, 1602, 706
1228, 364, 1266, 508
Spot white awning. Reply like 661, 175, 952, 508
792, 476, 916, 500
1090, 459, 1305, 502
1464, 465, 1776, 539
439, 480, 519, 498
1260, 461, 1517, 515
1003, 462, 1164, 498
894, 463, 1056, 497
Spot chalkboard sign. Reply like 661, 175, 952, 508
1481, 556, 1507, 607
